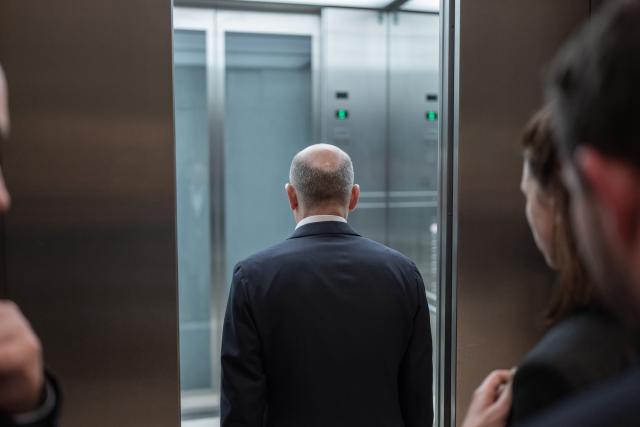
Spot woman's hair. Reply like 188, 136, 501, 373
521, 106, 598, 325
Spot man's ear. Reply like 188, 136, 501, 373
577, 147, 640, 251
285, 183, 298, 211
348, 184, 360, 212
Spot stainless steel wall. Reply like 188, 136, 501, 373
451, 2, 590, 424
0, 2, 180, 427
321, 8, 389, 243
320, 8, 440, 263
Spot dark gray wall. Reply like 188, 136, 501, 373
0, 2, 180, 426
453, 1, 590, 423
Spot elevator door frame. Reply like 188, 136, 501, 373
173, 7, 320, 417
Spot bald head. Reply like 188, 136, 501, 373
289, 144, 355, 210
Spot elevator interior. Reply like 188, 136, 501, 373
0, 1, 600, 426
173, 4, 440, 423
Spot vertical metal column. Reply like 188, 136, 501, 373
438, 2, 457, 426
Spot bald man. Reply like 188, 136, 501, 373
0, 66, 60, 426
221, 144, 433, 427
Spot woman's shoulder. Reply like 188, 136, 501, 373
519, 309, 630, 389
509, 310, 632, 425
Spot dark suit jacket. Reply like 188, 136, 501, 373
519, 365, 640, 427
221, 221, 433, 427
509, 308, 631, 425
0, 371, 61, 427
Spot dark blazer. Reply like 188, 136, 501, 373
221, 221, 433, 427
519, 364, 640, 427
509, 308, 631, 425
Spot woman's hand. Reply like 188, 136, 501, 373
461, 369, 514, 427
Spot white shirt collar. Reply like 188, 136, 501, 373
295, 215, 347, 229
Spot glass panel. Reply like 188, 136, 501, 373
224, 32, 313, 286
173, 27, 313, 425
173, 29, 215, 397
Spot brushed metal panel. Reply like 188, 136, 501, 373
454, 1, 589, 424
389, 12, 439, 193
0, 2, 180, 427
321, 8, 387, 190
388, 11, 439, 287
321, 8, 389, 244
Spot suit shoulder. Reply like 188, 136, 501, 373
357, 237, 419, 269
233, 239, 293, 272
518, 310, 630, 390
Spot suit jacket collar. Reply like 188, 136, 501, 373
288, 220, 361, 239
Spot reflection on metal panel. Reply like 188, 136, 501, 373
453, 2, 589, 424
389, 12, 439, 193
388, 11, 439, 292
0, 2, 180, 427
321, 7, 440, 291
320, 8, 388, 193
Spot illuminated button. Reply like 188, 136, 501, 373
426, 111, 438, 121
336, 109, 349, 120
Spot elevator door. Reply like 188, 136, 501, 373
173, 9, 319, 420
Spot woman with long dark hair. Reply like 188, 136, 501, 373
462, 106, 633, 427
509, 106, 632, 424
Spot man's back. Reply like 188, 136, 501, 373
221, 221, 433, 427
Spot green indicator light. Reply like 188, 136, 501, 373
426, 111, 438, 121
336, 109, 349, 120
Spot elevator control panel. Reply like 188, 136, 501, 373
333, 91, 351, 144
425, 94, 439, 142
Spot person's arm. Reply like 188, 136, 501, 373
220, 264, 267, 427
398, 268, 433, 427
0, 301, 61, 427
509, 363, 572, 425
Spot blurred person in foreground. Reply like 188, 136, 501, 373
462, 1, 640, 426
0, 65, 60, 427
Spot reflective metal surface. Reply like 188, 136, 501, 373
451, 2, 589, 424
437, 2, 456, 425
0, 2, 180, 426
321, 10, 388, 247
